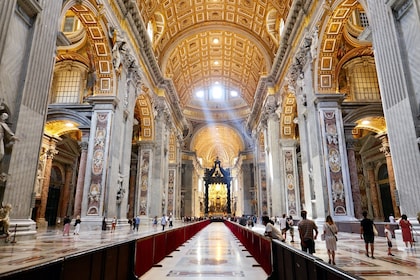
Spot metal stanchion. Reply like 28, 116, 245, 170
10, 224, 17, 243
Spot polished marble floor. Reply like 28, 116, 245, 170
0, 221, 419, 280
141, 222, 267, 280
142, 223, 420, 280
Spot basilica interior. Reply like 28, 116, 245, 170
0, 0, 419, 238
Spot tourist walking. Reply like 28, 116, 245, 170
63, 216, 71, 236
168, 215, 173, 228
153, 216, 158, 231
74, 215, 81, 235
384, 224, 394, 256
134, 215, 140, 232
298, 210, 318, 254
161, 215, 167, 231
399, 214, 414, 249
279, 214, 288, 240
323, 215, 338, 265
102, 217, 107, 231
287, 215, 295, 242
360, 211, 375, 258
111, 217, 117, 233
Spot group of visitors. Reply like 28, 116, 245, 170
62, 215, 81, 236
262, 209, 417, 266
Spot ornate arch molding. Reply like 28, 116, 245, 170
343, 104, 386, 134
59, 1, 114, 95
343, 104, 384, 124
47, 108, 92, 127
45, 108, 92, 139
280, 93, 298, 139
335, 46, 373, 78
159, 23, 273, 72
134, 93, 154, 141
190, 124, 245, 167
317, 0, 370, 93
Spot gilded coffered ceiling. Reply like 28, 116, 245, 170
191, 124, 245, 167
137, 0, 292, 121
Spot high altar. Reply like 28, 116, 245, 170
203, 159, 232, 217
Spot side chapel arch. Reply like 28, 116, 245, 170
59, 0, 116, 96
316, 0, 371, 93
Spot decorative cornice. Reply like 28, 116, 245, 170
17, 0, 42, 18
115, 0, 187, 131
386, 0, 412, 19
247, 0, 312, 131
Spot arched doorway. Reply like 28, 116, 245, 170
45, 166, 63, 226
378, 164, 393, 221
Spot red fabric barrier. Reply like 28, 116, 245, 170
175, 227, 185, 248
134, 220, 210, 278
224, 220, 273, 275
166, 230, 177, 254
135, 236, 154, 277
154, 233, 167, 264
259, 236, 272, 274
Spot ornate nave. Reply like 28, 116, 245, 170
0, 0, 419, 239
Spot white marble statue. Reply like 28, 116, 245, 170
0, 112, 19, 162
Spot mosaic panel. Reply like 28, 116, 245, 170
99, 61, 110, 73
139, 150, 151, 215
87, 112, 108, 216
88, 27, 102, 39
321, 110, 347, 216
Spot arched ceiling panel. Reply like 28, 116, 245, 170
191, 124, 245, 167
165, 30, 267, 109
136, 0, 293, 122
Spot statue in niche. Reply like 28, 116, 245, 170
0, 112, 19, 163
0, 203, 12, 237
109, 26, 126, 71
34, 164, 44, 195
85, 48, 97, 98
310, 26, 319, 61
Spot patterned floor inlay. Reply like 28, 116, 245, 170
166, 270, 245, 277
335, 257, 379, 267
187, 248, 233, 255
348, 270, 412, 276
7, 256, 45, 265
188, 258, 229, 265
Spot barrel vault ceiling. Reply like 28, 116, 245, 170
135, 0, 292, 166
138, 0, 292, 119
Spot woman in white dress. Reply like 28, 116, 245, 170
323, 215, 338, 265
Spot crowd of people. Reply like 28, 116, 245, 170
243, 210, 418, 266
58, 209, 417, 266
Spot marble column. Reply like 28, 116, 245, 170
345, 129, 363, 219
279, 139, 300, 217
136, 142, 154, 217
127, 150, 138, 219
58, 165, 73, 220
367, 1, 420, 218
73, 141, 88, 217
378, 134, 401, 218
148, 99, 170, 217
262, 95, 283, 216
367, 163, 380, 219
38, 141, 58, 228
0, 0, 15, 58
315, 94, 354, 221
2, 0, 62, 238
82, 96, 117, 224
